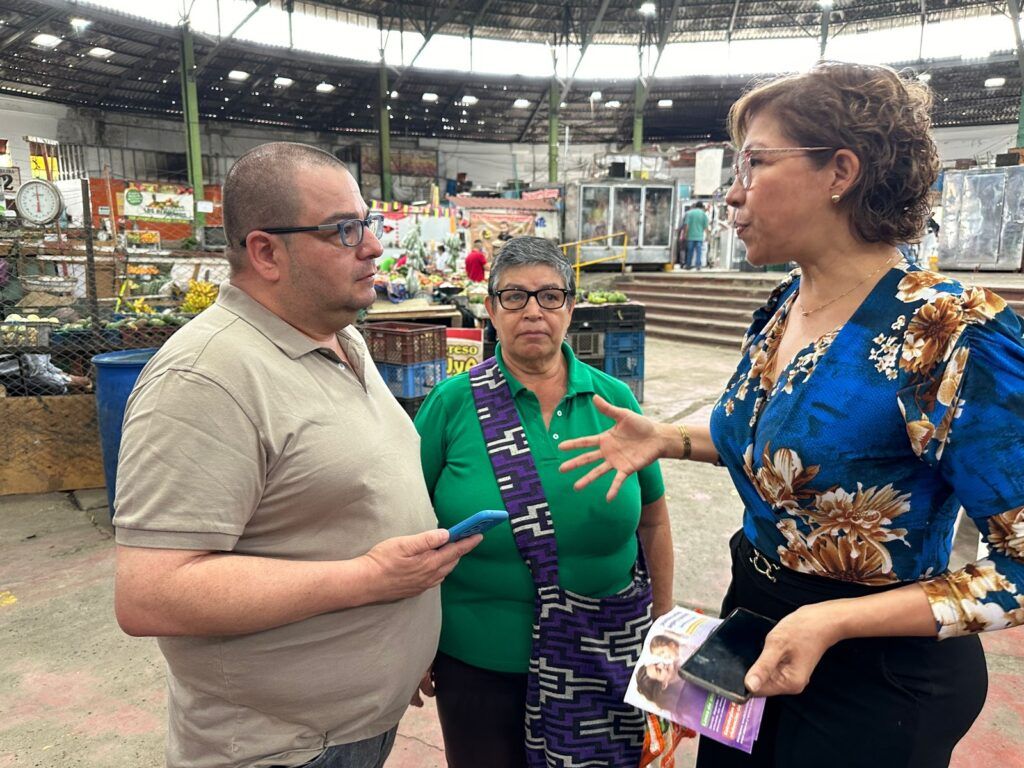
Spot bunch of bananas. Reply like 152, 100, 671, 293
128, 297, 155, 314
180, 280, 219, 314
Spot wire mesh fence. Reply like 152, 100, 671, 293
0, 230, 229, 398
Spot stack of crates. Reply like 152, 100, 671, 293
568, 303, 646, 403
361, 321, 447, 418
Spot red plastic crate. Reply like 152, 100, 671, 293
361, 321, 447, 364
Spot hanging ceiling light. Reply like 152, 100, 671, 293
984, 77, 1006, 88
513, 98, 530, 108
657, 99, 673, 108
228, 70, 250, 81
316, 82, 335, 93
88, 46, 114, 59
461, 94, 478, 105
639, 2, 656, 16
274, 76, 293, 87
605, 100, 621, 108
422, 92, 439, 102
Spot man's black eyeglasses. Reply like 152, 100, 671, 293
491, 288, 573, 311
240, 213, 385, 247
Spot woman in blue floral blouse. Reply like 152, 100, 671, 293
561, 62, 1023, 768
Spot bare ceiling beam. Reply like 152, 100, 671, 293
468, 0, 497, 34
516, 87, 550, 143
404, 0, 462, 69
195, 2, 264, 73
557, 0, 612, 105
726, 0, 742, 43
0, 6, 65, 54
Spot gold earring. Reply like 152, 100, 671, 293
831, 194, 841, 204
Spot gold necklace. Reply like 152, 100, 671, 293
798, 253, 900, 317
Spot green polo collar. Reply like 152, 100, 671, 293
494, 340, 597, 400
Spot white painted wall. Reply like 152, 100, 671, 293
0, 95, 67, 172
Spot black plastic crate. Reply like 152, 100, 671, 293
567, 330, 605, 358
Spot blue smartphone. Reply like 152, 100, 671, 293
446, 509, 509, 542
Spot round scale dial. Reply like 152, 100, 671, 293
15, 179, 64, 225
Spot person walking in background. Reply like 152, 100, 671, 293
112, 142, 479, 768
683, 201, 710, 269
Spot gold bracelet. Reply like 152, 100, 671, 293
677, 424, 692, 461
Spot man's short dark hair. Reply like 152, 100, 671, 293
223, 142, 347, 272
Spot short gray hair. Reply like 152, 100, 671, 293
487, 237, 576, 296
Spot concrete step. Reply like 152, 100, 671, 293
621, 271, 784, 288
623, 288, 764, 310
641, 301, 756, 322
646, 311, 750, 336
646, 324, 744, 348
625, 282, 775, 301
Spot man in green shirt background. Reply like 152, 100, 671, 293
681, 201, 710, 270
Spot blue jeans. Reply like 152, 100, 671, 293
289, 727, 397, 768
685, 240, 704, 269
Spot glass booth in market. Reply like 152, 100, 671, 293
564, 181, 676, 268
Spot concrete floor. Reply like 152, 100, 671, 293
1, 337, 1021, 767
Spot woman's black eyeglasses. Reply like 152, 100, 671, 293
240, 213, 385, 247
491, 288, 573, 311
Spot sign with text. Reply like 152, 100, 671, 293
122, 182, 194, 222
446, 328, 484, 377
1, 166, 21, 192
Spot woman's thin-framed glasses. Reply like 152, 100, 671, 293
491, 288, 572, 311
240, 213, 385, 247
732, 147, 835, 189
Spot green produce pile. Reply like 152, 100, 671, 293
583, 290, 628, 304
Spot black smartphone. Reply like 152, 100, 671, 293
677, 607, 776, 704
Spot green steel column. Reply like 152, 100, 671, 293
1017, 97, 1024, 149
548, 83, 559, 183
179, 23, 206, 232
378, 56, 393, 202
632, 79, 646, 154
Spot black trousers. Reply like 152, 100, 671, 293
696, 531, 988, 768
432, 651, 529, 768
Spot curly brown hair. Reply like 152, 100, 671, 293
728, 61, 939, 245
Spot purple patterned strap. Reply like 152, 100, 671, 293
469, 358, 559, 585
471, 357, 650, 767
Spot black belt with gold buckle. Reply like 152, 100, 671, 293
748, 548, 780, 583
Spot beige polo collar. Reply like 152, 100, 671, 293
215, 281, 363, 370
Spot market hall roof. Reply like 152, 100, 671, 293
0, 0, 1020, 145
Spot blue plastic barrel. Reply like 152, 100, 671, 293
92, 348, 159, 516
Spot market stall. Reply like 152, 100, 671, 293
563, 180, 676, 269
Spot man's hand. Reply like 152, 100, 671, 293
410, 665, 435, 707
362, 529, 482, 603
744, 602, 845, 697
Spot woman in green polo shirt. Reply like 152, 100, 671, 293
412, 236, 673, 768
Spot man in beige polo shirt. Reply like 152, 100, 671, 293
113, 142, 480, 768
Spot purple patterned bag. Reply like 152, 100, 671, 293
470, 359, 652, 768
